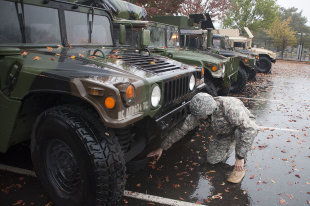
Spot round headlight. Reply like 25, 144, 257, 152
189, 74, 195, 91
151, 85, 161, 108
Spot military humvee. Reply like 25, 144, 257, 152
217, 28, 277, 73
211, 34, 257, 82
153, 15, 248, 95
0, 0, 204, 204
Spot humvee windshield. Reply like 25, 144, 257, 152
0, 1, 61, 45
113, 24, 139, 47
234, 42, 246, 49
149, 26, 165, 48
180, 35, 202, 50
65, 11, 113, 45
213, 38, 222, 49
167, 26, 179, 48
0, 1, 113, 46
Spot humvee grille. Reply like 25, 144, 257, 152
163, 75, 190, 106
117, 53, 181, 73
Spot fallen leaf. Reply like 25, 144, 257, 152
243, 190, 247, 195
70, 55, 76, 60
123, 199, 128, 204
45, 202, 53, 206
307, 192, 310, 195
46, 46, 53, 51
179, 197, 184, 201
281, 150, 287, 153
295, 174, 301, 178
173, 184, 181, 188
249, 174, 256, 179
50, 57, 55, 61
33, 56, 40, 61
282, 158, 288, 161
136, 184, 141, 187
165, 176, 169, 183
146, 203, 155, 205
206, 170, 216, 174
271, 179, 276, 183
285, 193, 294, 199
12, 200, 23, 205
78, 53, 84, 58
280, 198, 287, 204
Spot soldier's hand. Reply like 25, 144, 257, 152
234, 158, 245, 171
147, 148, 163, 161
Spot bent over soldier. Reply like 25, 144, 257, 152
148, 93, 259, 183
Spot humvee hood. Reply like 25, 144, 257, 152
23, 47, 196, 81
163, 49, 229, 66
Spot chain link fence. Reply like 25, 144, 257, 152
253, 39, 310, 62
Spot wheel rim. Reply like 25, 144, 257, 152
46, 139, 81, 195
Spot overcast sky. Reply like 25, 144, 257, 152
277, 0, 310, 26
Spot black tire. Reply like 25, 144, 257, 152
230, 67, 248, 94
243, 66, 257, 82
257, 56, 272, 73
31, 105, 126, 206
247, 67, 257, 81
204, 80, 218, 97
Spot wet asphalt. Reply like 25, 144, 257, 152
0, 60, 309, 206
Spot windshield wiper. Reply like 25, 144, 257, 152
15, 0, 26, 43
87, 8, 94, 43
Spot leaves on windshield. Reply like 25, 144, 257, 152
33, 56, 40, 61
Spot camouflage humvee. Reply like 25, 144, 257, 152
153, 15, 244, 95
0, 0, 204, 204
113, 18, 233, 96
211, 34, 257, 82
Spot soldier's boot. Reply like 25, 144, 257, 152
227, 168, 245, 183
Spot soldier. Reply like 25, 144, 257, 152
147, 93, 259, 183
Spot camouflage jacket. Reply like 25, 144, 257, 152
161, 97, 259, 159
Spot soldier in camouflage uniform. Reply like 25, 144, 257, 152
148, 93, 259, 183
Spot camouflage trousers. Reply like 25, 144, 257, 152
207, 134, 236, 165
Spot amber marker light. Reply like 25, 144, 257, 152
89, 88, 104, 96
244, 58, 248, 63
201, 67, 205, 75
212, 65, 217, 72
256, 56, 259, 59
105, 97, 115, 109
126, 85, 135, 100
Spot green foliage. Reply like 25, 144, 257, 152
223, 0, 279, 33
279, 7, 310, 35
265, 17, 297, 57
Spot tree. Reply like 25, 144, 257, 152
279, 7, 310, 35
265, 17, 297, 58
223, 0, 279, 33
178, 0, 231, 20
125, 0, 185, 18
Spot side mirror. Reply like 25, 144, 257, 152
141, 29, 150, 48
119, 24, 126, 45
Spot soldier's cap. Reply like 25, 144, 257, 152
190, 93, 217, 118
